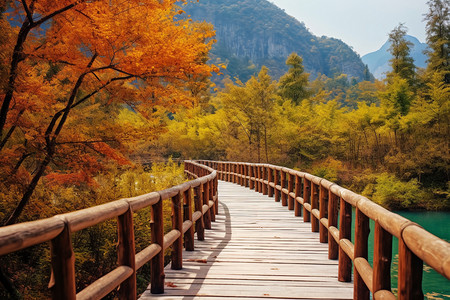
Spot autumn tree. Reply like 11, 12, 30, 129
278, 53, 310, 104
363, 64, 373, 82
378, 24, 417, 120
219, 67, 278, 162
424, 0, 450, 80
0, 0, 216, 226
387, 24, 416, 86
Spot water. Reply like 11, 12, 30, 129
351, 211, 450, 299
393, 211, 450, 299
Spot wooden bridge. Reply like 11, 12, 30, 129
0, 161, 449, 299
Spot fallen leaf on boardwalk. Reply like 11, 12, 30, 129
187, 259, 207, 263
264, 294, 270, 296
165, 282, 178, 287
270, 267, 278, 270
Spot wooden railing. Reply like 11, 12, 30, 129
0, 161, 218, 300
198, 160, 450, 300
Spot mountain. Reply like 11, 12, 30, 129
183, 0, 368, 83
361, 35, 429, 80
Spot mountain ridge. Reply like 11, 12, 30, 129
183, 0, 368, 82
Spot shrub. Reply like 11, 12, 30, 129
363, 173, 425, 210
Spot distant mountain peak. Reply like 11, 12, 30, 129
362, 35, 429, 80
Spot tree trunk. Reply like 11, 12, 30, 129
257, 129, 261, 163
0, 21, 31, 143
3, 154, 52, 226
0, 266, 20, 299
264, 126, 269, 163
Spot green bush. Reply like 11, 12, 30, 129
363, 173, 425, 210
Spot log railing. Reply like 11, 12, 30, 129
0, 161, 218, 300
198, 160, 450, 300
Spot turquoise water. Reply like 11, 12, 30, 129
393, 211, 450, 299
350, 211, 449, 299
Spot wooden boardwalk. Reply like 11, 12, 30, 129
140, 181, 353, 300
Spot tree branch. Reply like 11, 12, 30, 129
51, 54, 98, 142
70, 75, 134, 110
0, 109, 25, 151
56, 139, 115, 145
0, 1, 82, 144
21, 0, 35, 25
33, 1, 82, 28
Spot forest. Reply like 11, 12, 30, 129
158, 20, 449, 212
0, 0, 449, 298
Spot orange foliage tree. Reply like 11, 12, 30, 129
0, 0, 216, 225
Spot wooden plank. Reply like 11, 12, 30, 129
140, 181, 353, 300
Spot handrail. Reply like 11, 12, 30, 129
197, 160, 450, 300
0, 160, 218, 300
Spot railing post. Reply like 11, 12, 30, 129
50, 222, 76, 300
223, 163, 227, 182
222, 163, 226, 181
288, 173, 294, 210
244, 163, 250, 187
281, 170, 287, 206
249, 164, 254, 190
354, 207, 370, 300
203, 182, 212, 230
398, 235, 424, 300
238, 164, 242, 186
294, 175, 302, 216
217, 162, 222, 180
274, 169, 280, 202
338, 196, 352, 282
184, 188, 194, 251
311, 181, 319, 232
240, 164, 244, 186
255, 165, 260, 192
258, 165, 263, 193
241, 163, 245, 187
268, 167, 274, 197
257, 165, 262, 193
328, 190, 339, 260
319, 184, 328, 243
171, 192, 183, 270
209, 180, 216, 222
194, 185, 205, 241
373, 221, 392, 294
118, 206, 137, 299
151, 198, 165, 294
303, 178, 311, 222
215, 176, 219, 215
263, 166, 268, 195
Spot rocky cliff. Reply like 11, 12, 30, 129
184, 0, 368, 82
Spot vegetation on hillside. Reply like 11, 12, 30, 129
183, 0, 368, 82
158, 0, 450, 211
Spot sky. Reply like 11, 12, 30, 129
269, 0, 429, 56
